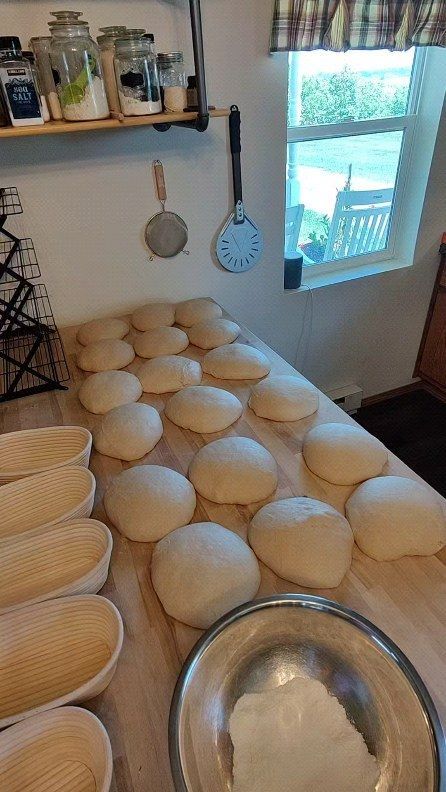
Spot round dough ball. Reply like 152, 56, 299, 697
203, 344, 271, 380
165, 386, 243, 433
138, 355, 202, 394
78, 370, 142, 414
76, 317, 129, 346
131, 302, 175, 331
151, 522, 260, 628
187, 318, 240, 350
104, 465, 196, 542
77, 339, 135, 372
189, 437, 278, 504
175, 298, 222, 327
249, 497, 353, 588
346, 475, 446, 561
134, 326, 188, 359
249, 375, 319, 422
302, 422, 387, 485
93, 402, 163, 461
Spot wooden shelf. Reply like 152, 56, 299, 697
0, 108, 230, 139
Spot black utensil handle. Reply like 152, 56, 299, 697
229, 105, 243, 205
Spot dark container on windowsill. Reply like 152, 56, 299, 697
284, 252, 303, 290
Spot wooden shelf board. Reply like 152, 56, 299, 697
0, 108, 230, 139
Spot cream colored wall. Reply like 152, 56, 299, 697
2, 0, 445, 397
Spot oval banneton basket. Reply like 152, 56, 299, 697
0, 595, 124, 729
0, 706, 113, 792
0, 425, 92, 485
0, 466, 96, 539
0, 519, 113, 614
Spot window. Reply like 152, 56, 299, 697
285, 49, 424, 272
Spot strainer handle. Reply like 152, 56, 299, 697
153, 160, 167, 207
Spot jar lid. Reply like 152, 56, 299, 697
29, 36, 52, 43
158, 52, 183, 64
48, 10, 88, 29
98, 26, 127, 34
114, 35, 152, 54
0, 36, 21, 53
142, 33, 155, 43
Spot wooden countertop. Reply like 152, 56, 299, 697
1, 313, 445, 791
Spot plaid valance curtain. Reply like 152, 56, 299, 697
270, 0, 446, 51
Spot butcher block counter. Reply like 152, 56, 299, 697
1, 312, 445, 792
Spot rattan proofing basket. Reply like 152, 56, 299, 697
0, 425, 92, 484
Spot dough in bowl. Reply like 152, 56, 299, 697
77, 339, 135, 372
187, 318, 240, 350
76, 317, 129, 346
249, 375, 319, 422
202, 344, 271, 380
189, 437, 278, 504
165, 386, 243, 433
131, 302, 175, 331
104, 464, 196, 541
138, 355, 202, 394
151, 522, 260, 628
302, 422, 388, 485
346, 475, 446, 561
175, 297, 222, 327
78, 370, 142, 414
249, 497, 353, 588
93, 402, 163, 460
134, 327, 188, 359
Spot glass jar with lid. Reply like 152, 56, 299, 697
97, 26, 127, 114
48, 11, 109, 121
29, 36, 62, 119
114, 34, 161, 116
157, 52, 187, 112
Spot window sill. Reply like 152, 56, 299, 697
298, 256, 411, 290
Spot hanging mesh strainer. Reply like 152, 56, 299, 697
145, 160, 188, 259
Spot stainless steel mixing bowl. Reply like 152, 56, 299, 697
169, 595, 445, 791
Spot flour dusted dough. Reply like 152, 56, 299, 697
175, 297, 222, 327
93, 402, 163, 460
303, 422, 388, 485
187, 318, 240, 349
165, 386, 243, 433
138, 355, 202, 393
249, 497, 353, 588
202, 344, 271, 380
131, 302, 175, 331
78, 370, 142, 414
346, 475, 446, 560
189, 437, 278, 504
230, 676, 379, 792
76, 317, 129, 346
249, 374, 319, 422
151, 522, 260, 628
77, 339, 135, 372
104, 464, 196, 541
134, 326, 188, 359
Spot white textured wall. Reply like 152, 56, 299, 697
2, 0, 445, 397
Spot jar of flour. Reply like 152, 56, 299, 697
114, 34, 162, 117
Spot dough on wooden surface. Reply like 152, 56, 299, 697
131, 302, 175, 331
93, 402, 163, 461
77, 339, 135, 372
175, 297, 222, 327
138, 355, 202, 394
202, 344, 271, 380
151, 522, 260, 628
76, 317, 129, 346
187, 318, 240, 350
303, 422, 388, 485
104, 464, 196, 541
134, 326, 188, 359
249, 374, 319, 422
189, 437, 278, 504
78, 370, 142, 414
249, 497, 353, 588
346, 475, 446, 560
164, 386, 243, 433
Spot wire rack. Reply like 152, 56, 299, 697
0, 237, 41, 283
0, 187, 23, 216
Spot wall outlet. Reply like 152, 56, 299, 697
326, 384, 363, 414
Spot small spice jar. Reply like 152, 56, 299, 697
157, 52, 187, 112
114, 34, 161, 116
29, 36, 62, 120
97, 26, 127, 114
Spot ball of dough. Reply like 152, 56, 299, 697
175, 297, 222, 327
187, 318, 240, 350
134, 327, 188, 359
249, 375, 319, 422
138, 355, 202, 394
78, 370, 142, 414
203, 344, 271, 380
131, 302, 175, 331
189, 437, 278, 504
104, 465, 196, 541
93, 402, 163, 460
249, 497, 353, 588
302, 422, 388, 485
346, 475, 446, 561
77, 339, 135, 372
151, 522, 260, 628
76, 317, 129, 346
165, 386, 243, 433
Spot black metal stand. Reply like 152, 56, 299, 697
0, 187, 70, 402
